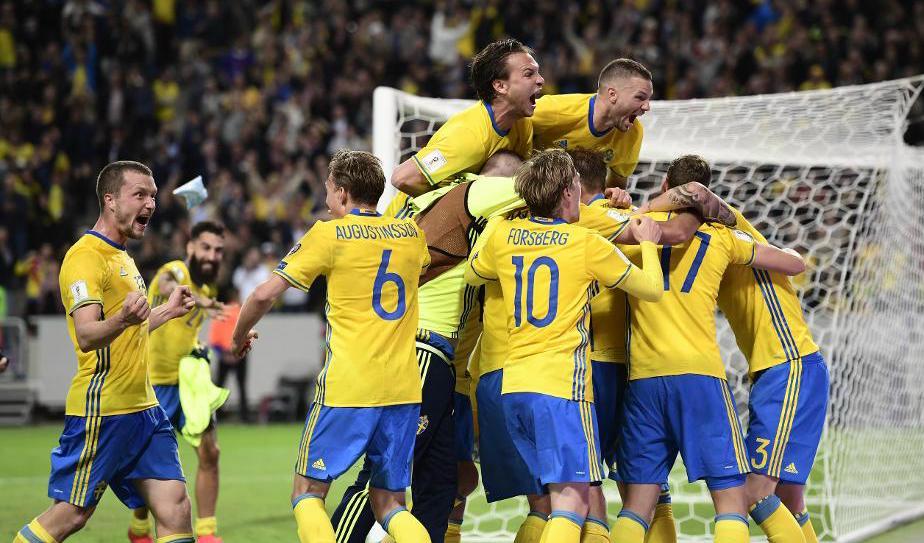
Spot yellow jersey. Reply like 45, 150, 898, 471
532, 93, 643, 178
147, 260, 216, 385
466, 215, 651, 401
717, 207, 819, 374
59, 231, 158, 416
274, 209, 430, 407
453, 285, 483, 396
475, 204, 633, 378
625, 214, 757, 380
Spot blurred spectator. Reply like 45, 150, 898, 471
210, 288, 250, 421
232, 246, 270, 304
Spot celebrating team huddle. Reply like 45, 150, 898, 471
14, 38, 828, 543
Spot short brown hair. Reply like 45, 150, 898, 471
191, 220, 225, 240
666, 155, 712, 188
96, 160, 153, 209
566, 148, 608, 195
598, 58, 652, 90
471, 39, 535, 103
328, 149, 385, 206
514, 149, 576, 217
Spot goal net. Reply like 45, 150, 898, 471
372, 77, 924, 542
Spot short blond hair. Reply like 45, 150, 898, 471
515, 149, 577, 217
328, 149, 385, 206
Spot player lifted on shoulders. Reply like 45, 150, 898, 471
386, 38, 542, 216
231, 150, 432, 543
466, 149, 665, 543
611, 155, 806, 543
532, 59, 651, 188
129, 221, 228, 543
14, 161, 196, 543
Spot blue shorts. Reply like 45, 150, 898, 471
295, 402, 419, 492
503, 391, 603, 487
453, 392, 475, 462
616, 375, 749, 490
476, 370, 542, 501
48, 406, 184, 508
591, 361, 628, 471
153, 384, 185, 430
747, 352, 829, 484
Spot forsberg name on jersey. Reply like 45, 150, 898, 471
506, 228, 570, 246
335, 222, 419, 241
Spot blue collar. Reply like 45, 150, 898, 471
588, 193, 605, 204
483, 101, 510, 137
86, 230, 126, 251
588, 95, 614, 138
349, 208, 381, 217
529, 216, 567, 225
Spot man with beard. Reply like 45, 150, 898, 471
13, 161, 196, 543
128, 221, 227, 543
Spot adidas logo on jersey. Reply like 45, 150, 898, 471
312, 458, 326, 471
784, 463, 799, 475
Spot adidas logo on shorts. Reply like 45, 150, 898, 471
312, 458, 327, 471
784, 462, 799, 475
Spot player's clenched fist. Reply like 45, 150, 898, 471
120, 291, 150, 325
231, 329, 259, 358
604, 187, 633, 209
630, 215, 662, 244
167, 285, 197, 317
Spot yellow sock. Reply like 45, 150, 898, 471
515, 512, 548, 543
539, 514, 582, 543
714, 515, 749, 543
383, 508, 430, 543
156, 534, 195, 543
795, 509, 817, 543
15, 519, 58, 543
646, 502, 677, 543
750, 495, 803, 543
293, 494, 335, 543
581, 516, 610, 543
130, 515, 152, 536
445, 520, 462, 543
611, 511, 648, 543
195, 516, 218, 536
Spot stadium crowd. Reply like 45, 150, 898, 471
0, 0, 922, 318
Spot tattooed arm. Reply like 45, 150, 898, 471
636, 182, 736, 227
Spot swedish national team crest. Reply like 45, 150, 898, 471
603, 149, 615, 162
554, 139, 568, 148
417, 415, 430, 435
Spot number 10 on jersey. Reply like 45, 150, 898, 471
512, 256, 559, 328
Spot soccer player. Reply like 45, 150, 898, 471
465, 148, 666, 543
13, 161, 197, 543
230, 150, 431, 543
329, 150, 527, 543
611, 155, 807, 543
532, 59, 652, 188
129, 221, 228, 543
386, 38, 542, 216
639, 177, 828, 543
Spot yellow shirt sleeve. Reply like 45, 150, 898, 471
585, 234, 662, 302
274, 223, 330, 291
417, 224, 432, 271
727, 228, 758, 266
60, 248, 106, 314
466, 218, 501, 285
413, 121, 482, 185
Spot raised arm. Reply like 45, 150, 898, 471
614, 211, 702, 245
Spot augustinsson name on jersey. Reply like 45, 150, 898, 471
335, 223, 420, 240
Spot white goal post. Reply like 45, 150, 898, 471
371, 77, 924, 542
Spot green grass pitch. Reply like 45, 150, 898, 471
2, 424, 921, 542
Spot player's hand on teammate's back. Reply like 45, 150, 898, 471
120, 291, 151, 325
604, 187, 633, 208
630, 215, 662, 244
231, 330, 259, 358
